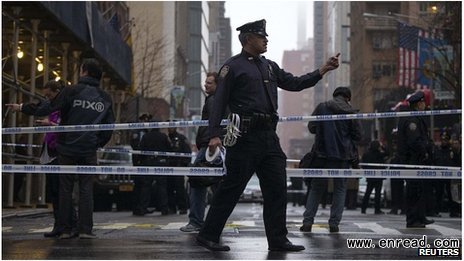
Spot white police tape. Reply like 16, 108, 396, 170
1, 164, 224, 177
358, 162, 461, 170
2, 164, 461, 179
2, 109, 461, 134
2, 143, 42, 148
98, 148, 193, 158
287, 159, 461, 171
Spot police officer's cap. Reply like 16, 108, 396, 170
407, 91, 425, 104
139, 112, 152, 121
236, 19, 268, 36
332, 87, 351, 100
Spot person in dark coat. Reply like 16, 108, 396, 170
7, 58, 115, 239
167, 126, 191, 214
360, 140, 387, 214
300, 87, 362, 233
134, 123, 172, 216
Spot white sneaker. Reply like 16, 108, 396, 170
180, 223, 201, 232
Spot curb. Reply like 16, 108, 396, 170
2, 208, 52, 219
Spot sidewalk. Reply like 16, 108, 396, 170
2, 205, 52, 219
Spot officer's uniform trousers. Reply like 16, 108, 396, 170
198, 129, 289, 247
406, 179, 427, 225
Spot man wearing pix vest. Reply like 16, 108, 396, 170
7, 57, 115, 239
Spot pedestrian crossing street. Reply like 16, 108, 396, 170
3, 220, 461, 237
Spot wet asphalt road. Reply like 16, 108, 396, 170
2, 203, 462, 260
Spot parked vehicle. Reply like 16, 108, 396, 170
94, 145, 134, 211
239, 176, 263, 203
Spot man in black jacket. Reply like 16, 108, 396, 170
181, 72, 222, 232
137, 124, 172, 216
7, 58, 114, 239
300, 87, 362, 233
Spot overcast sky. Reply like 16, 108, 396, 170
224, 0, 314, 63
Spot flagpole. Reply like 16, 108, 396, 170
429, 26, 435, 140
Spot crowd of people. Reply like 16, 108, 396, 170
5, 18, 461, 253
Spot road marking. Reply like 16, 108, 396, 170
161, 222, 184, 230
94, 223, 134, 230
132, 224, 157, 228
230, 221, 255, 227
354, 222, 402, 235
29, 227, 54, 233
427, 224, 461, 237
2, 227, 12, 232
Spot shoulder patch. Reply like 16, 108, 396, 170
409, 122, 417, 131
219, 66, 229, 78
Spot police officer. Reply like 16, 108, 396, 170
131, 113, 157, 216
397, 91, 434, 228
137, 120, 172, 216
196, 19, 340, 252
167, 126, 191, 214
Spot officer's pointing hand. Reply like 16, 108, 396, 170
327, 53, 340, 69
319, 53, 340, 76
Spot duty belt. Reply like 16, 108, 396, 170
239, 112, 278, 134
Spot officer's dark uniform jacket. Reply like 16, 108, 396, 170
140, 129, 172, 166
397, 115, 430, 165
209, 50, 323, 138
22, 76, 114, 156
169, 131, 192, 167
308, 96, 362, 161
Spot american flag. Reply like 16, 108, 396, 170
397, 23, 419, 89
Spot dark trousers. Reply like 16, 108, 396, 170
154, 177, 169, 211
46, 158, 60, 224
198, 130, 288, 247
361, 179, 383, 211
133, 175, 154, 213
58, 154, 96, 234
406, 179, 427, 225
167, 176, 187, 211
390, 179, 405, 212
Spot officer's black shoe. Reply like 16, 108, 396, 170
423, 218, 435, 225
145, 208, 155, 214
43, 227, 61, 238
406, 222, 426, 228
375, 210, 385, 215
132, 210, 145, 216
329, 226, 339, 233
196, 236, 230, 251
268, 242, 305, 251
361, 209, 366, 214
388, 209, 398, 215
299, 224, 312, 232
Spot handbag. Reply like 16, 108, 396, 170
299, 151, 314, 168
40, 143, 56, 164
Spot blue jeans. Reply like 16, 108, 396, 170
303, 157, 349, 227
188, 148, 208, 227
